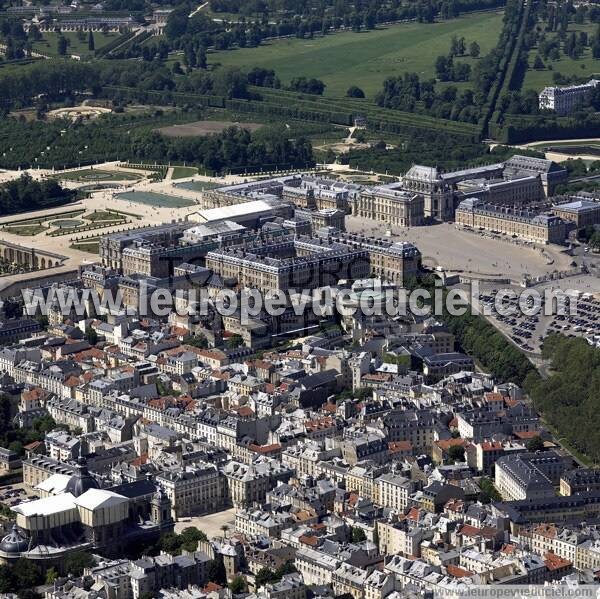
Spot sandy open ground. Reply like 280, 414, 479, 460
174, 507, 236, 537
346, 217, 574, 281
156, 120, 263, 137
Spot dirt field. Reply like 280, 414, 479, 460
156, 120, 263, 137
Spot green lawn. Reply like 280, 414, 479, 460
84, 210, 128, 222
171, 166, 199, 179
3, 224, 47, 236
116, 191, 196, 208
71, 240, 100, 254
523, 22, 600, 91
31, 31, 119, 58
208, 11, 504, 97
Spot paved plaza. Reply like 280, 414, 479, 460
346, 217, 574, 281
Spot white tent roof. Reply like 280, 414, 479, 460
34, 473, 72, 495
14, 493, 77, 517
73, 488, 128, 511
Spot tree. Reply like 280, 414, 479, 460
64, 552, 94, 577
351, 526, 367, 543
354, 129, 367, 143
45, 568, 59, 585
450, 36, 465, 56
28, 25, 42, 42
197, 46, 207, 69
229, 575, 247, 594
160, 532, 183, 555
12, 559, 42, 589
533, 55, 545, 70
88, 31, 95, 52
346, 86, 365, 98
275, 561, 296, 577
435, 55, 452, 81
8, 440, 23, 456
469, 41, 480, 58
180, 526, 207, 552
479, 477, 502, 503
85, 328, 98, 345
226, 335, 244, 349
0, 564, 14, 593
526, 435, 545, 452
57, 35, 68, 56
207, 555, 227, 585
289, 77, 326, 95
185, 334, 208, 349
590, 231, 600, 252
447, 444, 465, 463
255, 567, 278, 587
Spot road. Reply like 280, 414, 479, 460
189, 1, 209, 17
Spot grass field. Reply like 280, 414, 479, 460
71, 240, 100, 254
175, 180, 222, 192
84, 210, 129, 222
30, 31, 119, 58
171, 166, 199, 179
208, 11, 504, 97
116, 191, 196, 208
3, 224, 47, 236
522, 23, 600, 91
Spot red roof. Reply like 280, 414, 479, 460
480, 441, 504, 451
305, 416, 335, 432
63, 375, 80, 388
131, 453, 149, 466
447, 564, 472, 578
458, 524, 482, 537
389, 440, 412, 453
23, 441, 43, 451
299, 534, 320, 547
406, 507, 420, 521
435, 438, 468, 451
484, 392, 504, 403
514, 430, 541, 440
249, 443, 281, 454
544, 552, 572, 571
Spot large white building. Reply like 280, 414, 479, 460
539, 79, 600, 115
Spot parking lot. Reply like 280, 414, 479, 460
473, 285, 600, 354
0, 481, 37, 509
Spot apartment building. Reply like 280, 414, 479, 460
156, 463, 227, 518
456, 199, 566, 245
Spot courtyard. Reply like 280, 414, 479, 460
345, 217, 574, 281
173, 507, 236, 538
